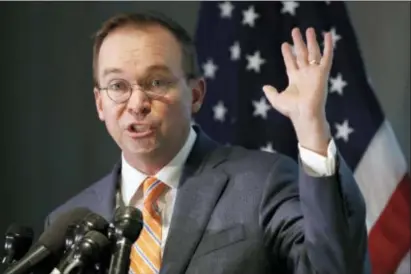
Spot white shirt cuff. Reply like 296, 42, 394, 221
298, 139, 337, 177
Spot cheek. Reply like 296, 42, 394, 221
102, 101, 125, 127
155, 93, 191, 120
159, 100, 192, 135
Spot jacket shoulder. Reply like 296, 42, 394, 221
44, 171, 115, 228
217, 145, 296, 172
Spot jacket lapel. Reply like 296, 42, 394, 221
92, 161, 121, 222
91, 126, 230, 273
160, 128, 229, 274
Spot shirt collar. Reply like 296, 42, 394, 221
121, 127, 197, 202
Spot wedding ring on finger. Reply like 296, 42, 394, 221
309, 59, 320, 65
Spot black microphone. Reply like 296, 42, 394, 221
53, 212, 110, 273
50, 230, 110, 274
1, 224, 34, 266
3, 207, 92, 274
108, 206, 143, 274
66, 212, 109, 250
63, 224, 77, 252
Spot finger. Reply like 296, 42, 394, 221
291, 27, 308, 68
320, 31, 334, 71
262, 85, 288, 117
281, 42, 298, 73
262, 85, 279, 97
262, 85, 280, 108
306, 28, 321, 64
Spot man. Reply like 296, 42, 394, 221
46, 11, 369, 274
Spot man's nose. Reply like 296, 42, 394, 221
126, 87, 151, 115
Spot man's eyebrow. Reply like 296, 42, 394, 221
102, 67, 124, 77
101, 65, 175, 79
145, 65, 172, 74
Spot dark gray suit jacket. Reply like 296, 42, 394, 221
46, 126, 369, 274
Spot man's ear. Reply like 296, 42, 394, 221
190, 78, 206, 114
94, 87, 105, 121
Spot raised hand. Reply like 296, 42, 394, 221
263, 27, 333, 155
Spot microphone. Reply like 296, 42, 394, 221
1, 224, 34, 266
65, 212, 109, 250
50, 230, 110, 274
108, 206, 143, 274
53, 212, 110, 273
63, 224, 77, 252
3, 207, 92, 274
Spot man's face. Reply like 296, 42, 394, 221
94, 25, 204, 161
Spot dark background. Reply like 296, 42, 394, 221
0, 0, 409, 249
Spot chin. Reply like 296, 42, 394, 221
123, 138, 160, 155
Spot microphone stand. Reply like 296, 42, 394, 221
62, 260, 84, 274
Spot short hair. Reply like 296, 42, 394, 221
92, 11, 201, 87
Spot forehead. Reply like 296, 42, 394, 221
97, 25, 184, 79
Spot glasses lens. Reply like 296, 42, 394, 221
107, 79, 131, 103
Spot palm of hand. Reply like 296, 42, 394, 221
263, 27, 334, 123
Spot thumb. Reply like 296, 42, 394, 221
262, 85, 289, 117
263, 85, 281, 109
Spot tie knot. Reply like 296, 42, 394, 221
142, 177, 167, 205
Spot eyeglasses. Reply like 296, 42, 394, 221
98, 77, 178, 103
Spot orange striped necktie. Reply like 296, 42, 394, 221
130, 177, 167, 274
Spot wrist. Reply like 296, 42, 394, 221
293, 116, 331, 156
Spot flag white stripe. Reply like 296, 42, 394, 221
353, 119, 408, 231
396, 250, 410, 274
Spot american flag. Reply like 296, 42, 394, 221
193, 1, 410, 273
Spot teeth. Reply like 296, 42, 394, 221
131, 125, 149, 132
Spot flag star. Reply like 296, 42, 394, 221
323, 27, 342, 48
218, 1, 234, 18
329, 73, 347, 95
281, 1, 299, 16
229, 41, 241, 61
330, 27, 342, 46
213, 101, 227, 122
252, 97, 271, 119
242, 5, 260, 27
246, 51, 266, 73
335, 119, 354, 142
261, 142, 276, 153
202, 59, 218, 79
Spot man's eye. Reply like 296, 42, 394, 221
151, 79, 167, 87
109, 81, 129, 91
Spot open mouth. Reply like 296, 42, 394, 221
126, 124, 154, 138
128, 124, 151, 133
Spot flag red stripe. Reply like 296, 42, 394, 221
368, 174, 410, 274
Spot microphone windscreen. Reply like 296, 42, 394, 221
80, 212, 109, 233
5, 224, 34, 239
114, 206, 142, 223
35, 207, 93, 254
113, 207, 143, 241
81, 230, 111, 260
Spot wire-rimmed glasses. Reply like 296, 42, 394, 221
98, 78, 177, 103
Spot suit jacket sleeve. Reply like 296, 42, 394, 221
44, 215, 51, 230
259, 153, 369, 274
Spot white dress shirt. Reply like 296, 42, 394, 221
121, 127, 197, 254
121, 126, 337, 253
